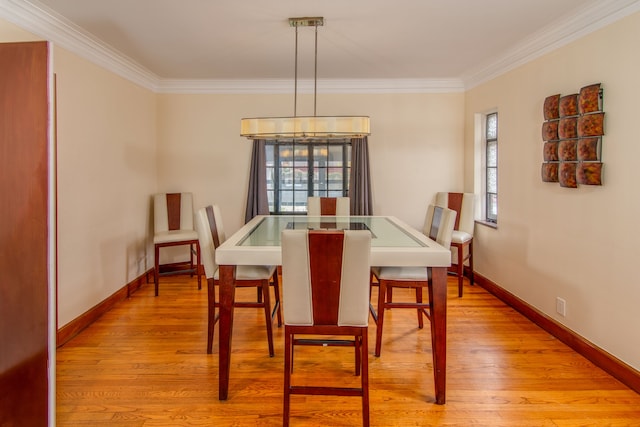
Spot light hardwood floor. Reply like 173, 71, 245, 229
56, 275, 640, 426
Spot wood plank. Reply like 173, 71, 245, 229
56, 276, 640, 426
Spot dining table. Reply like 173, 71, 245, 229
215, 215, 451, 404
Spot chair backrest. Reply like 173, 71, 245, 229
154, 192, 195, 233
435, 192, 474, 236
281, 229, 371, 327
307, 197, 350, 216
194, 205, 224, 280
422, 204, 457, 250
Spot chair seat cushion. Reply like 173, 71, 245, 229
451, 230, 472, 244
214, 265, 276, 281
154, 229, 198, 244
372, 266, 429, 281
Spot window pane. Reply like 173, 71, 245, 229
267, 190, 274, 212
487, 167, 497, 193
266, 144, 274, 166
313, 145, 328, 163
294, 165, 308, 188
279, 145, 293, 162
487, 113, 497, 140
328, 167, 343, 190
294, 190, 307, 213
296, 146, 309, 158
487, 140, 497, 167
280, 190, 294, 212
487, 193, 498, 221
279, 166, 293, 190
313, 166, 326, 188
328, 145, 343, 166
266, 167, 274, 190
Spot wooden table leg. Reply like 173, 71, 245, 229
429, 266, 447, 404
218, 264, 236, 400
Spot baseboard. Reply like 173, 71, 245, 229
474, 272, 640, 395
56, 270, 150, 347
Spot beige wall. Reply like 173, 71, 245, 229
465, 12, 640, 370
0, 16, 39, 41
54, 47, 157, 326
4, 8, 638, 373
157, 92, 465, 234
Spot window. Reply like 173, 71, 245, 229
265, 140, 351, 214
485, 112, 498, 223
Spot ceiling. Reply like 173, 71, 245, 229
5, 0, 640, 90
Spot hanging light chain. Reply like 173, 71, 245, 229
294, 24, 298, 118
314, 21, 318, 117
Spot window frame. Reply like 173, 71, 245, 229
484, 112, 498, 224
265, 140, 351, 215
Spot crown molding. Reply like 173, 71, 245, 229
462, 0, 640, 89
156, 78, 465, 94
2, 0, 639, 94
0, 0, 160, 90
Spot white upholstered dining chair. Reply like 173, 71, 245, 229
307, 196, 350, 216
370, 204, 457, 357
281, 229, 371, 427
153, 192, 201, 296
435, 192, 475, 297
195, 205, 282, 356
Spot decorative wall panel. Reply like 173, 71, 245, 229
541, 83, 604, 188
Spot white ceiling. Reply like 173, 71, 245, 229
4, 0, 640, 91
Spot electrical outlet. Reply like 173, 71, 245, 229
556, 297, 566, 317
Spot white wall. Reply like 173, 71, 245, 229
465, 12, 640, 370
54, 47, 157, 326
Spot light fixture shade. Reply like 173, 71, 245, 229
240, 17, 370, 142
240, 116, 370, 140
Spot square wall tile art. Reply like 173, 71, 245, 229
541, 83, 604, 188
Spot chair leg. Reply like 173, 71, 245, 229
189, 243, 194, 278
361, 329, 370, 427
195, 242, 202, 290
469, 239, 474, 286
369, 281, 378, 322
154, 244, 160, 296
375, 280, 387, 357
457, 243, 465, 298
271, 271, 283, 327
207, 278, 216, 354
261, 279, 275, 357
283, 329, 292, 427
416, 287, 424, 329
355, 336, 361, 376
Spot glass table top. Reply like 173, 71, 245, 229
238, 215, 427, 248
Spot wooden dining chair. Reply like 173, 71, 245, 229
307, 196, 350, 216
153, 192, 201, 296
370, 204, 456, 357
195, 205, 282, 356
281, 229, 371, 427
435, 192, 475, 297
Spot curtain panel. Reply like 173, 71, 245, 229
244, 139, 269, 223
349, 136, 373, 215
